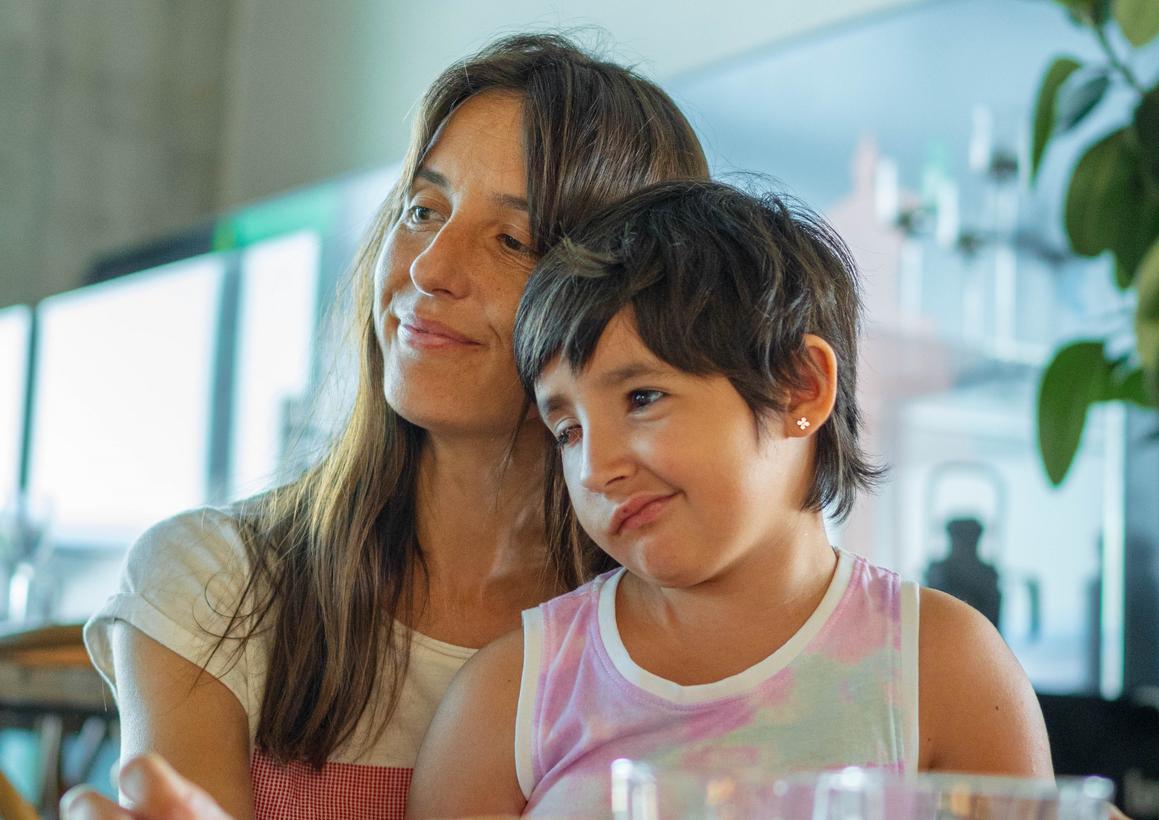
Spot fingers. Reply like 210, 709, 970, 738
60, 786, 133, 820
116, 754, 235, 820
61, 754, 235, 820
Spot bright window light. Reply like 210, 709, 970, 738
27, 257, 224, 547
229, 231, 320, 498
0, 304, 31, 505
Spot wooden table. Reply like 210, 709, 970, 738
0, 624, 118, 818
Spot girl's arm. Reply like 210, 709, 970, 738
407, 628, 527, 819
917, 587, 1053, 777
110, 623, 254, 819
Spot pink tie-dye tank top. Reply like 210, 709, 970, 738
514, 548, 920, 816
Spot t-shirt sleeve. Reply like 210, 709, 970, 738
83, 507, 261, 734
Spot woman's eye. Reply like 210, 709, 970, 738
404, 204, 437, 224
499, 233, 532, 256
628, 389, 664, 410
554, 426, 582, 449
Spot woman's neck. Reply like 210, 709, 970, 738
407, 418, 559, 645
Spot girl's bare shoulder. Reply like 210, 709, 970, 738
916, 587, 1053, 776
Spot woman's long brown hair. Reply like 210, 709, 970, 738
211, 33, 708, 768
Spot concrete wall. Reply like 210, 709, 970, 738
0, 0, 923, 308
217, 0, 924, 207
0, 0, 233, 307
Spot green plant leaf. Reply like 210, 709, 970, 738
1135, 87, 1159, 185
1114, 194, 1159, 287
1109, 367, 1153, 406
1057, 71, 1111, 132
1058, 0, 1112, 24
1114, 0, 1159, 46
1038, 339, 1110, 485
1112, 109, 1159, 285
1115, 256, 1135, 288
1065, 127, 1159, 282
1066, 129, 1136, 256
1135, 239, 1159, 401
1032, 57, 1082, 181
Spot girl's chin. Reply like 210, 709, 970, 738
621, 551, 710, 592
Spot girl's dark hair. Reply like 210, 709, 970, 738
210, 34, 708, 768
515, 180, 884, 554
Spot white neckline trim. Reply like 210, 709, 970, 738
900, 579, 920, 774
515, 608, 544, 799
597, 549, 856, 706
391, 621, 477, 660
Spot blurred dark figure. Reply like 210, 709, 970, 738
925, 516, 1002, 629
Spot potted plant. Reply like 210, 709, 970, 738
1033, 0, 1159, 485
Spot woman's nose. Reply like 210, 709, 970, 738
409, 220, 471, 298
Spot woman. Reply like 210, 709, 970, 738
65, 33, 708, 820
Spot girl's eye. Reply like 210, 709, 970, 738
628, 389, 664, 410
554, 426, 582, 449
499, 233, 533, 256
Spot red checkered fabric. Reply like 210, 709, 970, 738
251, 748, 412, 819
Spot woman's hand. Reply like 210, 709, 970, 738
60, 754, 234, 819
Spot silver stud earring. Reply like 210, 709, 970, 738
796, 417, 810, 431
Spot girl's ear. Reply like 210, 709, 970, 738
785, 334, 838, 438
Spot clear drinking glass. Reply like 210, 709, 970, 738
610, 760, 1115, 820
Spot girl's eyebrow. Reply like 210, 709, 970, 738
595, 362, 668, 388
536, 391, 571, 420
536, 361, 667, 418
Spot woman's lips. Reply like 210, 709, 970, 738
397, 315, 480, 349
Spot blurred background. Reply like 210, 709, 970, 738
2, 0, 1158, 816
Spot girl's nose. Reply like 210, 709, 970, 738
578, 427, 632, 493
409, 220, 471, 298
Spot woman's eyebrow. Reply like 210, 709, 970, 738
413, 168, 449, 190
493, 192, 529, 212
412, 168, 528, 212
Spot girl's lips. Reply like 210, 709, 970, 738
613, 494, 676, 534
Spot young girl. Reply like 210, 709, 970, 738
406, 180, 1053, 818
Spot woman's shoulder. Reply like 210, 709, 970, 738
127, 505, 249, 575
84, 504, 269, 738
137, 488, 274, 538
140, 504, 244, 540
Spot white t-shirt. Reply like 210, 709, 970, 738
85, 507, 475, 818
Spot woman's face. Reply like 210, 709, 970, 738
373, 92, 536, 439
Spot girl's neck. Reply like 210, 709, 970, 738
616, 515, 838, 685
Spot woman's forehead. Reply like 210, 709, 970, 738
416, 91, 526, 181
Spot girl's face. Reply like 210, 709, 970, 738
373, 91, 536, 438
533, 311, 814, 590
